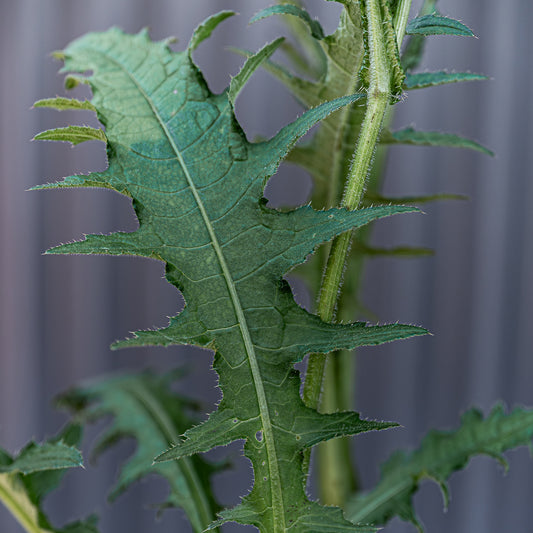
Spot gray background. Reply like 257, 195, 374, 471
1, 1, 532, 532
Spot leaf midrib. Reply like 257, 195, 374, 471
125, 382, 215, 532
97, 49, 286, 531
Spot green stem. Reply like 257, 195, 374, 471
0, 474, 51, 533
302, 0, 397, 503
313, 2, 414, 506
317, 350, 359, 504
303, 0, 391, 412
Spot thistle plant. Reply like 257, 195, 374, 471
1, 1, 532, 533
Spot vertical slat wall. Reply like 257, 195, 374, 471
1, 1, 531, 532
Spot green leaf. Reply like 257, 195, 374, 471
406, 13, 475, 37
0, 429, 95, 533
33, 126, 106, 145
188, 11, 235, 52
33, 98, 96, 112
346, 405, 533, 531
39, 27, 426, 532
0, 442, 82, 475
229, 38, 285, 104
58, 371, 221, 533
250, 4, 325, 40
404, 71, 487, 90
381, 127, 494, 156
400, 0, 439, 72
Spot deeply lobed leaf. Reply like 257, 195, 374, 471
58, 371, 221, 533
346, 405, 533, 531
36, 24, 426, 532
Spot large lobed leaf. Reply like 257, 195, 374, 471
346, 405, 533, 531
58, 370, 221, 533
35, 22, 426, 532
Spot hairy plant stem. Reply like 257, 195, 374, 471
316, 138, 391, 504
302, 0, 413, 506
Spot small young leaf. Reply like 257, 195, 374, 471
406, 14, 475, 37
381, 127, 494, 156
347, 405, 533, 531
229, 38, 285, 104
34, 126, 106, 145
0, 429, 93, 533
188, 11, 235, 52
404, 71, 487, 90
250, 4, 325, 40
34, 97, 96, 112
0, 442, 83, 475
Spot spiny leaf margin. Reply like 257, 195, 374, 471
37, 26, 426, 533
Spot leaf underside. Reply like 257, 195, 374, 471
347, 405, 533, 531
36, 25, 427, 532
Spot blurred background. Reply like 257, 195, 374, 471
1, 0, 532, 532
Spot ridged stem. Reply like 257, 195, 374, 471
303, 0, 391, 416
303, 0, 413, 505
